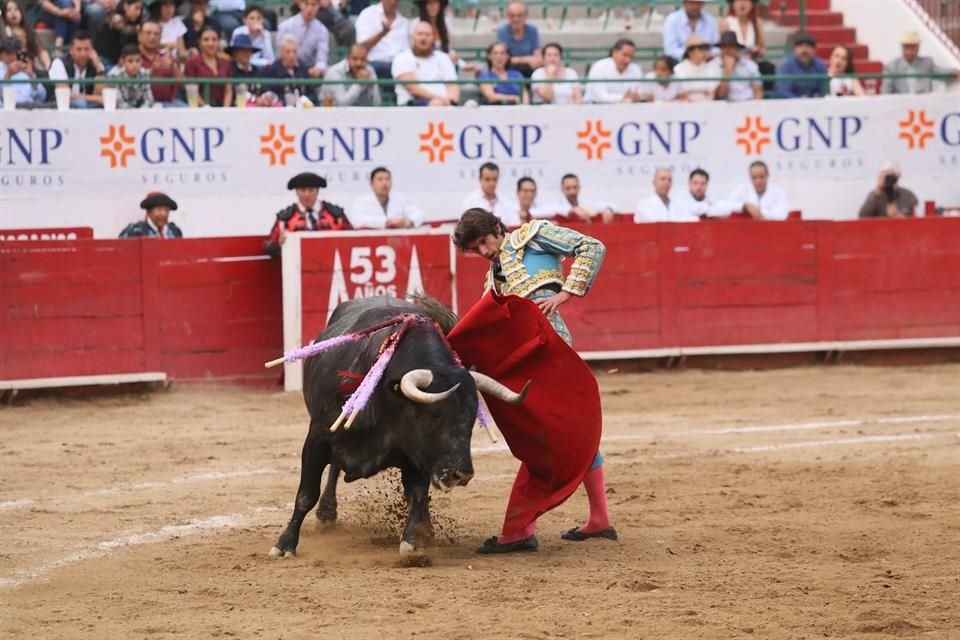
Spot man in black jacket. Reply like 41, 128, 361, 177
120, 192, 184, 238
263, 172, 351, 257
262, 33, 316, 104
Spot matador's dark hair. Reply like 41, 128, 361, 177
452, 208, 507, 252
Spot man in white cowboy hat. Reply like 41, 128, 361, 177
120, 192, 184, 238
882, 31, 960, 94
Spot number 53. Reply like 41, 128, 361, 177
349, 246, 397, 284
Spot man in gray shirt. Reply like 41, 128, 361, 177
882, 31, 960, 94
321, 43, 381, 106
858, 163, 918, 218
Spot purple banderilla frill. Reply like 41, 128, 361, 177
271, 313, 492, 434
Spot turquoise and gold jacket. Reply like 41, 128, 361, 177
485, 220, 606, 344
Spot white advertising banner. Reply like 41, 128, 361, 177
1, 95, 958, 237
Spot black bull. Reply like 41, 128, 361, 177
270, 296, 525, 556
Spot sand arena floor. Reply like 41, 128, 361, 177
1, 365, 959, 639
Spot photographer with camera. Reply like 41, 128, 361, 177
0, 37, 46, 108
858, 162, 918, 218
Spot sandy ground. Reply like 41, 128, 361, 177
1, 365, 959, 640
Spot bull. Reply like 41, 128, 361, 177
269, 296, 526, 557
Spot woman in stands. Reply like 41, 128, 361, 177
184, 24, 232, 106
2, 0, 52, 70
150, 0, 188, 61
530, 42, 581, 105
478, 40, 527, 105
94, 0, 143, 68
641, 54, 679, 102
721, 0, 775, 79
827, 45, 865, 97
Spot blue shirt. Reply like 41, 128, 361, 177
478, 69, 524, 98
774, 54, 828, 98
495, 23, 540, 58
662, 8, 720, 60
0, 63, 47, 106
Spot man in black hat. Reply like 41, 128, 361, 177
120, 192, 184, 238
263, 172, 351, 257
774, 31, 827, 99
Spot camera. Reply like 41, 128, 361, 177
16, 51, 28, 63
883, 173, 898, 201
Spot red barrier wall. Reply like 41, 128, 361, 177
2, 219, 959, 388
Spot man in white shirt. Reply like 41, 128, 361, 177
391, 21, 459, 106
634, 168, 701, 223
585, 38, 643, 104
675, 168, 731, 218
724, 161, 790, 220
461, 162, 519, 226
277, 0, 329, 78
514, 177, 556, 223
355, 0, 409, 78
350, 167, 425, 229
557, 174, 616, 223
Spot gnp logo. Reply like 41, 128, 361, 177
99, 124, 226, 168
734, 115, 863, 156
898, 110, 960, 150
0, 127, 67, 188
259, 123, 386, 166
417, 121, 543, 163
576, 119, 702, 160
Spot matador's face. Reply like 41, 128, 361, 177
467, 233, 504, 263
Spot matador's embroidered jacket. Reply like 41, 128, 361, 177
484, 220, 605, 345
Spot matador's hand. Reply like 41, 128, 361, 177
537, 291, 572, 316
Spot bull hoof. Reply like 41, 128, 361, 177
399, 541, 416, 555
268, 546, 296, 559
315, 506, 337, 524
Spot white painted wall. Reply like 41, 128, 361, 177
833, 0, 960, 75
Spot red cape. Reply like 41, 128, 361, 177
447, 292, 603, 537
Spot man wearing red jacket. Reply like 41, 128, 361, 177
264, 172, 352, 257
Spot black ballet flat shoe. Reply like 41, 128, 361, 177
475, 535, 539, 554
561, 526, 619, 542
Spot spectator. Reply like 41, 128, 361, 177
634, 168, 700, 223
230, 5, 274, 68
714, 30, 762, 101
147, 0, 187, 60
84, 0, 118, 34
94, 0, 144, 68
641, 55, 679, 102
321, 43, 381, 106
226, 32, 262, 103
278, 0, 329, 78
461, 162, 519, 225
49, 31, 104, 108
391, 21, 458, 106
0, 36, 46, 107
350, 167, 424, 229
2, 0, 52, 71
677, 168, 731, 218
264, 172, 351, 257
355, 0, 408, 79
150, 0, 187, 60
882, 31, 960, 94
210, 0, 244, 40
314, 0, 355, 48
36, 0, 81, 51
724, 160, 789, 220
479, 41, 526, 105
720, 0, 764, 59
414, 0, 469, 69
513, 177, 554, 223
774, 32, 827, 99
182, 0, 217, 56
674, 34, 718, 101
138, 20, 183, 106
263, 34, 314, 103
184, 25, 232, 107
495, 1, 541, 77
531, 42, 580, 105
106, 43, 154, 107
663, 0, 719, 62
557, 174, 617, 224
827, 45, 865, 97
120, 192, 183, 238
858, 162, 918, 218
585, 38, 642, 104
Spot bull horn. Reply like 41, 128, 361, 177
470, 372, 530, 404
399, 369, 461, 404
